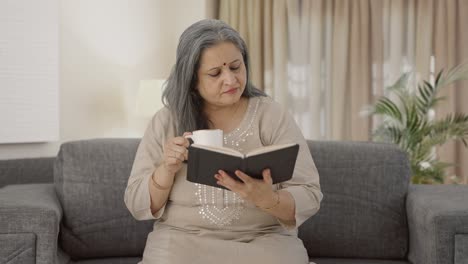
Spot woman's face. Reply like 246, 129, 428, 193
196, 42, 247, 109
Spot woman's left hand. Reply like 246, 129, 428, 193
215, 169, 277, 208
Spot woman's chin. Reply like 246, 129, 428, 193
224, 94, 243, 104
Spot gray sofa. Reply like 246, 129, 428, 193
1, 139, 467, 264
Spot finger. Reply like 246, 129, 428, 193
164, 150, 183, 163
174, 147, 188, 161
169, 145, 188, 156
182, 132, 193, 146
234, 170, 253, 184
165, 151, 185, 163
262, 168, 273, 185
173, 153, 185, 162
215, 174, 234, 191
218, 170, 242, 191
172, 136, 190, 147
172, 150, 186, 162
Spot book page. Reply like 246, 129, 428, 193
245, 143, 297, 157
191, 144, 244, 158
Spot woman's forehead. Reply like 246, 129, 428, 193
199, 42, 243, 68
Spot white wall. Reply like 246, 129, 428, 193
0, 0, 60, 144
0, 0, 213, 159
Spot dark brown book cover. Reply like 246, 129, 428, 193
186, 143, 299, 189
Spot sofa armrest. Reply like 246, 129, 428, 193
407, 184, 468, 264
0, 184, 62, 264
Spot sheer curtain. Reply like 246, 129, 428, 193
218, 0, 468, 183
218, 0, 289, 103
219, 0, 374, 140
431, 0, 468, 183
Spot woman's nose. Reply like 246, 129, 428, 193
221, 71, 236, 85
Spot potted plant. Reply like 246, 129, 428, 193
364, 64, 468, 184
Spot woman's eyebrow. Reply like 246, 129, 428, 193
207, 59, 240, 71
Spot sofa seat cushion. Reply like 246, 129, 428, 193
54, 139, 153, 259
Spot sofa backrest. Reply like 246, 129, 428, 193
54, 138, 150, 259
54, 138, 410, 260
0, 157, 54, 187
299, 140, 410, 259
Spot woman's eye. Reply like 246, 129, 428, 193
209, 72, 220, 77
230, 66, 240, 71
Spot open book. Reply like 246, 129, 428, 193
186, 143, 299, 189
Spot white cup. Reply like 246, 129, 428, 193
185, 129, 223, 147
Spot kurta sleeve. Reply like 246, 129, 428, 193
259, 98, 323, 229
124, 108, 170, 220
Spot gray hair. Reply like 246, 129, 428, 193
162, 19, 266, 135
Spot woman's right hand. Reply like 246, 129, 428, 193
161, 132, 191, 176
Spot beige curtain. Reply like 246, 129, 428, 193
432, 0, 468, 183
332, 0, 372, 140
220, 0, 373, 140
218, 0, 468, 183
218, 0, 289, 105
457, 1, 468, 184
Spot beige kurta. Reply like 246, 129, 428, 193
124, 96, 322, 264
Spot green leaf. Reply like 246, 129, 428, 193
374, 97, 403, 123
368, 63, 468, 184
434, 70, 443, 87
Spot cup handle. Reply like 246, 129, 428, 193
184, 134, 194, 145
183, 135, 193, 164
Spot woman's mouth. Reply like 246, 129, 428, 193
224, 88, 238, 94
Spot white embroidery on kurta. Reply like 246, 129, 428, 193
196, 98, 261, 227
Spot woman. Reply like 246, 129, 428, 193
125, 19, 322, 264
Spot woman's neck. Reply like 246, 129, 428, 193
204, 97, 248, 132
